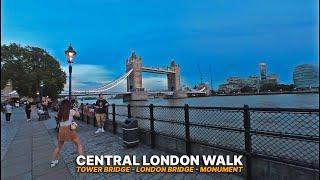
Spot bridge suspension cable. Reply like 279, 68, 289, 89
72, 69, 133, 93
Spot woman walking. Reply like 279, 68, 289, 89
51, 99, 83, 167
25, 101, 32, 122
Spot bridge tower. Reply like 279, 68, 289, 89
126, 51, 143, 92
167, 60, 180, 91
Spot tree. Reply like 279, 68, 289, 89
277, 84, 295, 91
260, 83, 278, 92
240, 86, 256, 93
259, 83, 296, 92
1, 43, 66, 100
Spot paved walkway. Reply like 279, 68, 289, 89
47, 116, 241, 180
1, 107, 243, 180
1, 110, 22, 160
1, 107, 72, 179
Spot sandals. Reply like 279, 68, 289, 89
50, 160, 59, 167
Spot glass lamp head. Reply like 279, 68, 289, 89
65, 44, 76, 63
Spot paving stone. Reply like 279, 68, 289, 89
1, 171, 32, 180
1, 160, 31, 179
5, 147, 32, 158
33, 150, 51, 161
1, 154, 31, 168
32, 155, 53, 167
34, 168, 73, 180
33, 161, 65, 177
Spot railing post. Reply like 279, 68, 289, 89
112, 104, 116, 134
184, 104, 191, 155
127, 104, 131, 118
149, 104, 155, 148
244, 105, 252, 180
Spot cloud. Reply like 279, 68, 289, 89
62, 64, 191, 92
62, 64, 113, 90
143, 76, 167, 91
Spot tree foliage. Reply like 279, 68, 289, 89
1, 43, 66, 100
260, 83, 295, 92
240, 86, 256, 93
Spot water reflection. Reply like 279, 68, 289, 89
79, 94, 319, 108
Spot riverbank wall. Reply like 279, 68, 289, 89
212, 90, 319, 97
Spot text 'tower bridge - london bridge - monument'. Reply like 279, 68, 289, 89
61, 51, 207, 100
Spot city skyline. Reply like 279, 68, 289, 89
1, 0, 319, 90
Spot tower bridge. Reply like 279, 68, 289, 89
141, 66, 175, 74
60, 51, 208, 100
125, 51, 185, 100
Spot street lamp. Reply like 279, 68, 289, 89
65, 44, 76, 101
36, 91, 40, 102
40, 81, 44, 103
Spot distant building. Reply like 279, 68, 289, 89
218, 63, 280, 93
265, 74, 278, 85
258, 63, 278, 85
2, 80, 13, 95
227, 77, 245, 85
1, 79, 19, 102
246, 76, 259, 88
218, 83, 240, 93
293, 64, 319, 90
259, 63, 267, 80
218, 77, 245, 93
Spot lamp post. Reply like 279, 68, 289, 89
40, 81, 44, 103
65, 44, 76, 101
36, 91, 40, 103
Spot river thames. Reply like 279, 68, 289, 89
77, 93, 319, 166
79, 93, 319, 109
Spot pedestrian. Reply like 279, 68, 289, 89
83, 103, 89, 116
5, 102, 13, 122
94, 94, 109, 134
42, 97, 50, 118
51, 99, 83, 167
43, 97, 49, 111
25, 101, 32, 122
1, 103, 4, 114
80, 103, 84, 115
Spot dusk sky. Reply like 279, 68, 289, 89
1, 0, 319, 91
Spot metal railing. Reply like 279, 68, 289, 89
80, 104, 319, 180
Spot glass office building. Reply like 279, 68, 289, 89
259, 63, 267, 80
293, 64, 319, 89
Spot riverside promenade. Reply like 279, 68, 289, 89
1, 107, 241, 180
1, 107, 72, 179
